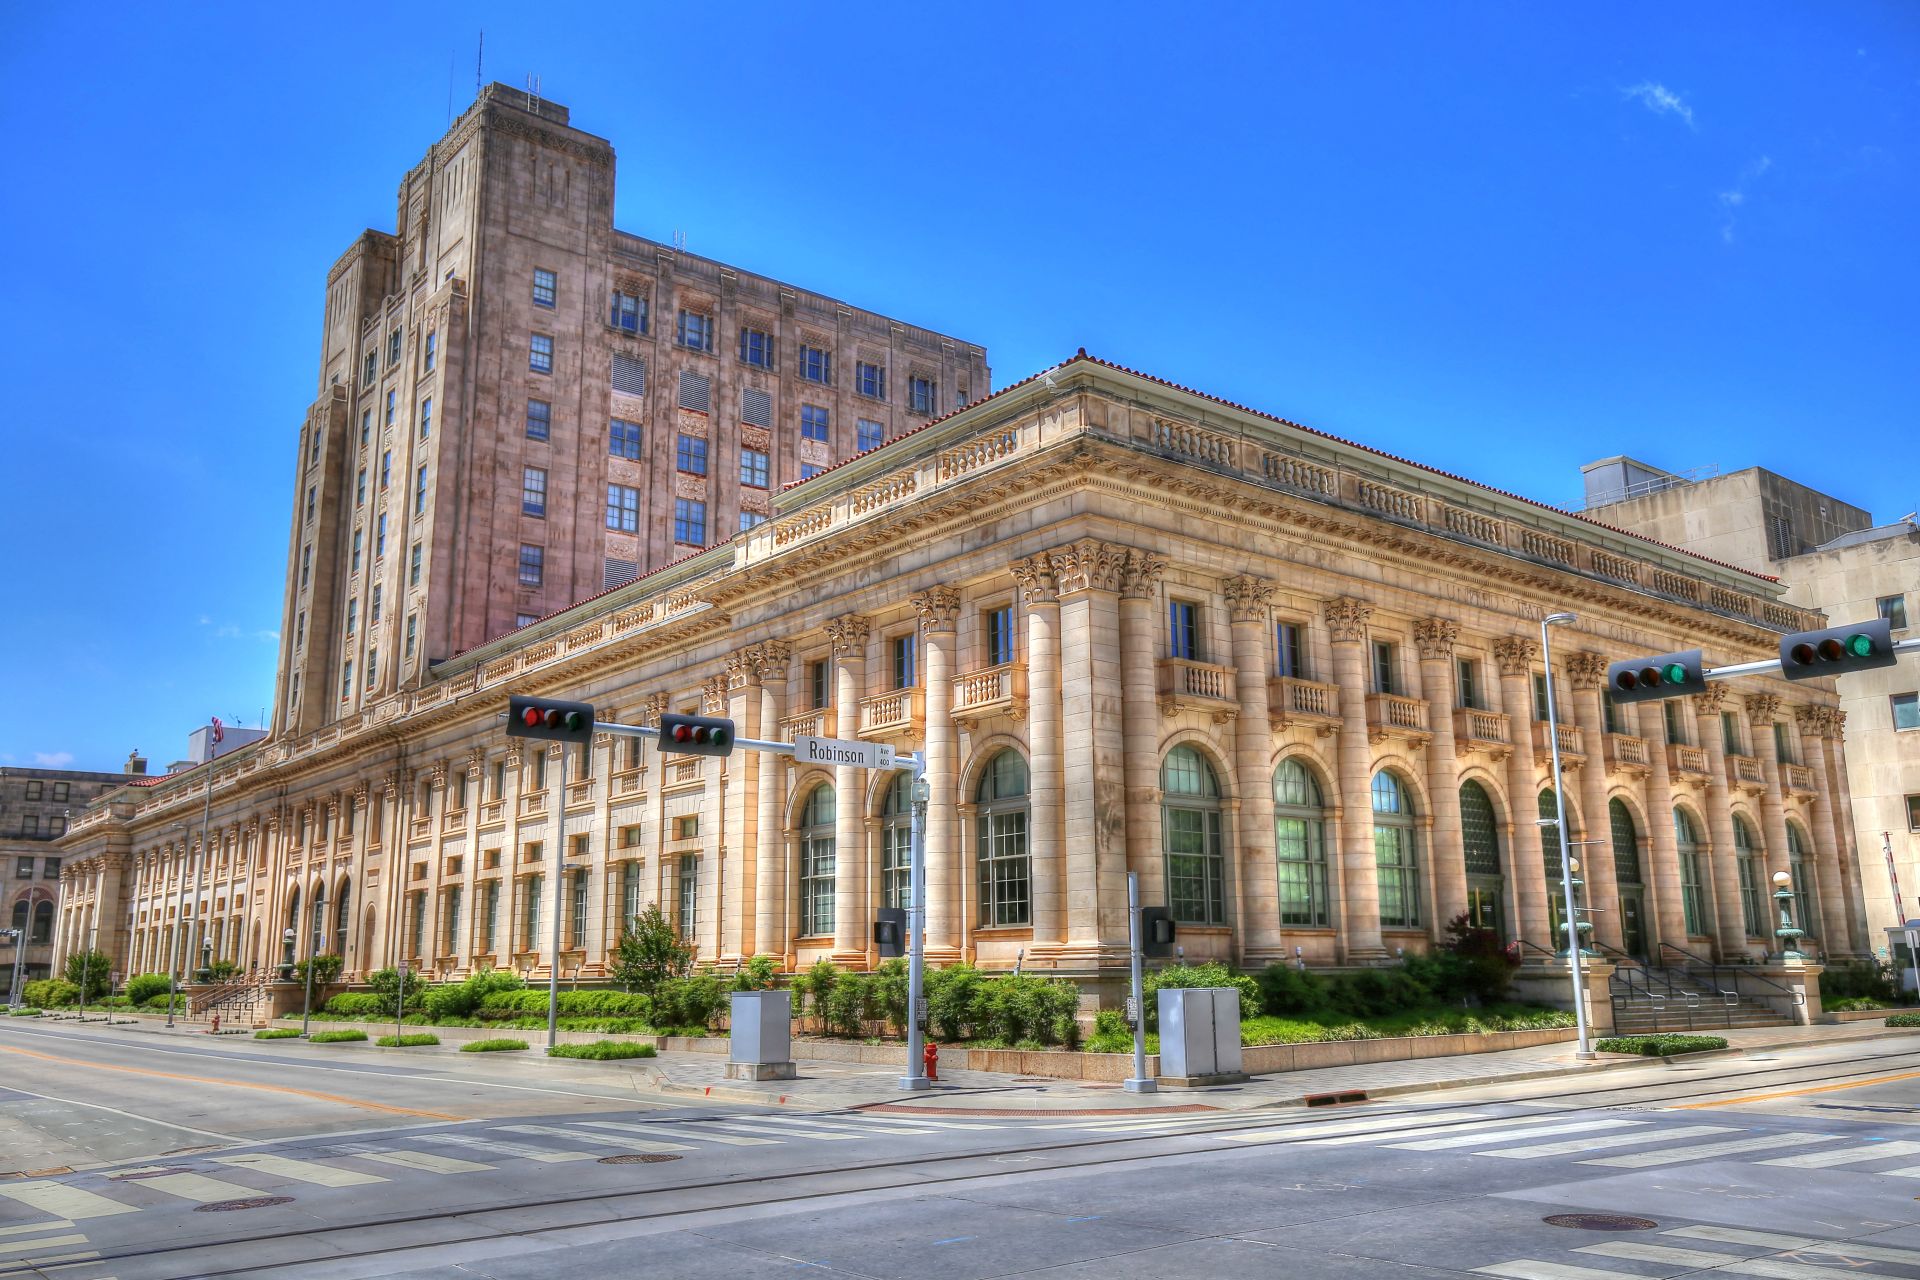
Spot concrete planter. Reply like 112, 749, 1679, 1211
1819, 1007, 1920, 1024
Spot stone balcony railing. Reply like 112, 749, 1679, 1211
1668, 744, 1711, 778
1268, 677, 1341, 734
518, 792, 547, 817
1603, 733, 1651, 776
565, 779, 594, 807
480, 800, 505, 826
612, 767, 646, 797
1454, 707, 1512, 757
1784, 762, 1818, 796
1532, 721, 1584, 765
669, 759, 703, 786
952, 662, 1027, 724
858, 688, 923, 739
410, 816, 432, 840
781, 708, 837, 739
1727, 754, 1766, 790
1157, 658, 1240, 721
1366, 693, 1431, 747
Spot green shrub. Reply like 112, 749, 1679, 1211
208, 959, 239, 982
1886, 1012, 1920, 1028
64, 951, 111, 1002
23, 979, 80, 1008
365, 968, 425, 1011
826, 972, 877, 1037
8, 1008, 41, 1017
375, 1033, 440, 1047
124, 973, 173, 1006
1595, 1034, 1729, 1056
796, 958, 839, 1027
975, 975, 1081, 1046
1145, 963, 1259, 1028
608, 904, 692, 997
142, 994, 178, 1011
292, 954, 345, 988
925, 964, 984, 1040
323, 993, 390, 1017
1827, 996, 1893, 1012
1823, 959, 1900, 1004
255, 1028, 302, 1039
309, 1029, 368, 1044
95, 995, 133, 1010
547, 1039, 659, 1060
732, 955, 779, 992
654, 974, 725, 1029
460, 1038, 529, 1052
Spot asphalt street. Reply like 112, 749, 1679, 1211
5, 1021, 1920, 1278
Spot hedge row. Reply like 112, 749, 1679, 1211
1595, 1034, 1729, 1056
460, 1038, 529, 1053
547, 1040, 657, 1060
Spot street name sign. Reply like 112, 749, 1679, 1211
793, 735, 895, 770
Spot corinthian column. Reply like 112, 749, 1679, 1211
1748, 694, 1795, 923
1567, 651, 1622, 951
1326, 597, 1384, 961
911, 589, 962, 962
1013, 552, 1065, 950
1692, 685, 1752, 960
1414, 619, 1467, 935
1639, 702, 1689, 949
1806, 707, 1864, 953
723, 647, 761, 963
827, 614, 872, 964
1054, 539, 1130, 960
1226, 576, 1279, 965
1493, 636, 1549, 950
754, 642, 792, 965
1119, 551, 1167, 914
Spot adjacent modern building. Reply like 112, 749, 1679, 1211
275, 82, 989, 741
56, 356, 1867, 997
1585, 458, 1917, 940
2, 757, 145, 988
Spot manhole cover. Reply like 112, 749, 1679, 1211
196, 1196, 294, 1213
1544, 1214, 1658, 1231
598, 1153, 681, 1165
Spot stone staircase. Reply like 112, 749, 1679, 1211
189, 971, 272, 1028
1607, 956, 1795, 1034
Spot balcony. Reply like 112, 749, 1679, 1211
859, 688, 924, 739
479, 800, 505, 827
1726, 754, 1766, 793
1157, 658, 1241, 722
1453, 708, 1512, 759
1531, 721, 1585, 768
1268, 677, 1341, 736
1784, 762, 1818, 796
951, 662, 1027, 725
781, 708, 837, 739
612, 767, 646, 797
1602, 733, 1652, 778
669, 758, 703, 786
1668, 743, 1710, 779
1365, 693, 1431, 748
565, 779, 595, 808
518, 792, 547, 817
410, 816, 432, 841
444, 807, 468, 830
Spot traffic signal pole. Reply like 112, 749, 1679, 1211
1701, 635, 1919, 683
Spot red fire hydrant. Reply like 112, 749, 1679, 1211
210, 1013, 221, 1035
923, 1041, 939, 1083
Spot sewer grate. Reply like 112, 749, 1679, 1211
598, 1153, 682, 1165
196, 1196, 295, 1213
1544, 1213, 1658, 1231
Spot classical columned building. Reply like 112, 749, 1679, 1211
57, 355, 1868, 989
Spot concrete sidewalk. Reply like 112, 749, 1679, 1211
639, 1019, 1919, 1114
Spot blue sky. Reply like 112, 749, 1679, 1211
1, 3, 1913, 775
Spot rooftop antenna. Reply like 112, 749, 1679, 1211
525, 73, 541, 114
446, 50, 455, 125
672, 229, 687, 252
475, 30, 483, 95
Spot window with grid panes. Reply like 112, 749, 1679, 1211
606, 483, 639, 532
799, 463, 823, 480
1787, 821, 1817, 939
1774, 720, 1795, 765
740, 448, 769, 487
388, 329, 402, 365
801, 404, 829, 441
570, 870, 589, 946
1373, 642, 1399, 693
809, 659, 830, 709
676, 433, 708, 475
1610, 798, 1642, 886
677, 310, 712, 351
356, 468, 366, 506
348, 532, 359, 573
346, 599, 357, 636
1276, 622, 1306, 679
482, 881, 499, 952
525, 399, 550, 440
371, 585, 382, 623
1665, 701, 1688, 745
740, 511, 767, 531
1163, 748, 1226, 925
976, 752, 1030, 926
891, 633, 916, 688
609, 418, 642, 460
529, 333, 553, 373
676, 855, 698, 938
524, 874, 543, 949
673, 498, 706, 546
361, 409, 372, 444
856, 361, 885, 399
1734, 815, 1764, 935
610, 290, 645, 333
857, 418, 885, 452
909, 376, 936, 415
1459, 781, 1501, 875
1457, 658, 1479, 708
1274, 760, 1330, 926
1722, 711, 1744, 756
798, 786, 836, 936
621, 862, 643, 926
518, 544, 543, 586
1674, 807, 1706, 934
364, 350, 377, 384
415, 465, 427, 514
532, 269, 556, 308
739, 327, 773, 368
1168, 600, 1200, 660
386, 390, 396, 425
409, 543, 422, 586
424, 331, 436, 371
522, 467, 547, 516
986, 606, 1014, 667
418, 397, 431, 438
878, 773, 913, 910
404, 613, 416, 659
1372, 771, 1421, 928
1602, 691, 1621, 734
799, 345, 830, 384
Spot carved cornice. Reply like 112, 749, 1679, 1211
1412, 618, 1459, 661
1324, 597, 1373, 644
1794, 704, 1837, 739
1492, 636, 1538, 677
826, 614, 872, 659
1053, 538, 1128, 596
1223, 575, 1275, 625
1744, 693, 1782, 725
1118, 549, 1167, 600
1566, 652, 1609, 691
1009, 551, 1060, 606
911, 586, 962, 633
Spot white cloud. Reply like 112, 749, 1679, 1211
1623, 81, 1696, 129
33, 752, 75, 767
1718, 155, 1773, 243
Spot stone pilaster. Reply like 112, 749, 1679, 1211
1012, 552, 1065, 949
1326, 597, 1384, 961
1414, 618, 1468, 936
1118, 551, 1167, 920
1567, 651, 1623, 951
1692, 684, 1755, 959
826, 614, 872, 963
1747, 694, 1796, 954
1227, 575, 1281, 964
754, 641, 792, 965
1493, 636, 1549, 949
1795, 705, 1854, 952
1053, 538, 1129, 963
722, 647, 762, 963
912, 589, 962, 962
1823, 710, 1870, 953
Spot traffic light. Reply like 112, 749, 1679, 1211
1141, 907, 1176, 958
1604, 649, 1705, 704
506, 695, 595, 744
659, 712, 735, 757
874, 908, 906, 959
1780, 618, 1898, 682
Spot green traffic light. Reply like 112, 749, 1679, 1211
1661, 663, 1690, 686
1844, 633, 1874, 658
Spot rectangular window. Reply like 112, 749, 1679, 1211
986, 606, 1014, 667
892, 633, 917, 689
516, 613, 538, 628
1773, 721, 1794, 766
366, 647, 377, 687
1680, 851, 1705, 935
609, 418, 642, 460
418, 397, 431, 438
739, 327, 773, 368
676, 433, 709, 475
740, 449, 769, 487
523, 874, 542, 950
341, 661, 353, 699
740, 510, 767, 532
610, 289, 645, 333
423, 331, 436, 372
741, 387, 772, 428
526, 399, 551, 441
909, 376, 936, 415
532, 268, 556, 308
364, 350, 377, 385
676, 855, 698, 938
375, 513, 387, 557
678, 369, 711, 413
17, 856, 33, 877
1456, 658, 1479, 709
529, 333, 553, 374
1664, 700, 1688, 746
621, 861, 644, 925
355, 468, 366, 506
409, 543, 422, 587
1721, 710, 1742, 756
387, 328, 402, 365
405, 613, 416, 659
1881, 594, 1911, 631
518, 544, 544, 586
522, 467, 547, 516
18, 819, 34, 839
799, 345, 830, 384
346, 599, 357, 636
571, 870, 589, 946
386, 389, 396, 425
673, 498, 706, 547
349, 532, 360, 573
799, 463, 823, 480
1166, 805, 1227, 926
801, 404, 830, 442
1602, 692, 1621, 735
1893, 692, 1920, 732
800, 827, 835, 936
1372, 641, 1397, 694
1168, 600, 1200, 660
677, 310, 712, 352
370, 584, 383, 623
481, 881, 499, 952
612, 353, 646, 397
381, 450, 391, 487
1907, 794, 1920, 833
1738, 857, 1765, 937
856, 361, 885, 400
414, 464, 428, 514
857, 418, 885, 452
809, 659, 831, 709
673, 814, 700, 840
606, 483, 639, 532
1277, 623, 1306, 680
305, 486, 316, 522
361, 409, 372, 445
1767, 513, 1795, 559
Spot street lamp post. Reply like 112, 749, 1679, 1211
281, 927, 296, 981
1541, 611, 1594, 1061
3, 929, 23, 1009
1772, 870, 1806, 960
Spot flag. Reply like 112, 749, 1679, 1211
210, 716, 224, 745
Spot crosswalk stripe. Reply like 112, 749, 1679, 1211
501, 1124, 693, 1154
1576, 1241, 1748, 1266
851, 1116, 1005, 1132
1759, 1139, 1920, 1168
707, 1119, 860, 1141
0, 1234, 90, 1259
354, 1149, 493, 1174
1475, 1260, 1634, 1279
420, 1134, 599, 1163
752, 1115, 938, 1137
0, 1183, 136, 1221
212, 1153, 387, 1187
1212, 1108, 1498, 1145
582, 1120, 779, 1147
1076, 1115, 1253, 1133
1715, 1259, 1904, 1280
1481, 1124, 1736, 1160
0, 1221, 75, 1237
1391, 1119, 1642, 1151
1665, 1224, 1920, 1267
1583, 1132, 1841, 1168
126, 1172, 264, 1204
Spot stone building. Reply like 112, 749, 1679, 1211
276, 81, 988, 739
56, 357, 1866, 993
2, 757, 144, 988
1586, 459, 1917, 940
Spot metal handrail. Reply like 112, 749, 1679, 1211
1658, 941, 1803, 1020
1514, 939, 1562, 964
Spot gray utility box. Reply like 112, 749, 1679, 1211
727, 990, 796, 1081
1157, 986, 1246, 1085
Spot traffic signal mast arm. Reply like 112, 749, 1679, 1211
1609, 626, 1916, 704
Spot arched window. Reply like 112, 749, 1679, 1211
1787, 822, 1818, 940
9, 900, 25, 935
1459, 780, 1504, 939
976, 751, 1031, 926
32, 901, 52, 946
1610, 799, 1642, 887
335, 879, 352, 955
1674, 807, 1706, 936
798, 786, 836, 937
287, 886, 301, 939
1273, 760, 1329, 927
310, 886, 328, 957
1733, 814, 1764, 936
880, 774, 913, 911
1163, 747, 1226, 925
1372, 771, 1420, 929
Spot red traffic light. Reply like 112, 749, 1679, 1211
521, 707, 543, 728
658, 713, 735, 758
505, 696, 596, 744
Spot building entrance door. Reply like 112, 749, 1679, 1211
1466, 876, 1506, 943
1619, 892, 1648, 961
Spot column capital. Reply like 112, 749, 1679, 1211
1323, 596, 1374, 644
911, 586, 962, 634
753, 639, 793, 682
642, 692, 670, 725
826, 614, 872, 658
1412, 618, 1459, 660
1825, 707, 1847, 739
1010, 551, 1060, 606
1566, 651, 1610, 691
1689, 683, 1731, 716
1222, 575, 1275, 624
1744, 692, 1782, 725
725, 645, 761, 690
1119, 548, 1167, 600
1052, 538, 1128, 596
463, 748, 485, 777
501, 745, 524, 769
1491, 635, 1538, 676
701, 673, 730, 715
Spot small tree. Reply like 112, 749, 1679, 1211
610, 904, 692, 998
65, 950, 111, 1003
293, 954, 345, 988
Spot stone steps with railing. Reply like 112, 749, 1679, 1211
189, 972, 272, 1026
1602, 942, 1800, 1034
